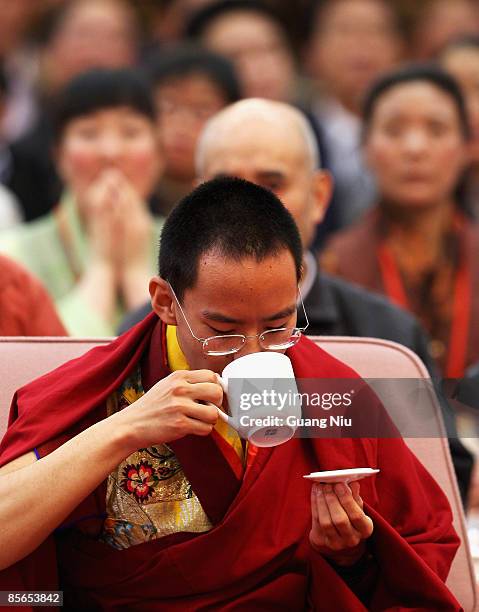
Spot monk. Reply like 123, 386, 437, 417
0, 177, 460, 610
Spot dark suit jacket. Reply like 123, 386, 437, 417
454, 361, 479, 411
299, 271, 432, 367
7, 116, 61, 221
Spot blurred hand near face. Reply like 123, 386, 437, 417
81, 168, 123, 268
111, 169, 155, 309
81, 167, 153, 310
109, 169, 153, 272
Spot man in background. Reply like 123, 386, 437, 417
145, 44, 241, 217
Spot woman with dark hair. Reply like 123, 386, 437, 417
439, 35, 479, 218
321, 64, 479, 378
0, 68, 163, 336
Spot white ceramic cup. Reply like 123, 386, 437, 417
216, 352, 301, 447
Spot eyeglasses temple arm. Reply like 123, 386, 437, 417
167, 281, 206, 342
297, 285, 310, 332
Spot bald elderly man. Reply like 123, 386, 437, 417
119, 99, 471, 504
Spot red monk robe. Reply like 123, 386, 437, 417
0, 313, 461, 611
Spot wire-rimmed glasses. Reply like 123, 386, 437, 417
168, 282, 309, 356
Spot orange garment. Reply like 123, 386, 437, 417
0, 254, 67, 336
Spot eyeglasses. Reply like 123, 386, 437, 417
168, 282, 309, 357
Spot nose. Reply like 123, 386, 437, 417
233, 335, 264, 360
98, 134, 123, 159
402, 129, 428, 155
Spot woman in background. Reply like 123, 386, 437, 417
0, 68, 163, 336
321, 64, 479, 378
439, 35, 479, 219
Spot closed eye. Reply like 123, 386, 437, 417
209, 325, 290, 335
209, 326, 236, 335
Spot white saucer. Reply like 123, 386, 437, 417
303, 468, 380, 484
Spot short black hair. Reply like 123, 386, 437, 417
52, 68, 155, 141
362, 63, 470, 140
160, 176, 303, 300
145, 44, 241, 103
35, 0, 138, 47
185, 0, 285, 39
302, 0, 402, 44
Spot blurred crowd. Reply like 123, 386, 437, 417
1, 0, 479, 501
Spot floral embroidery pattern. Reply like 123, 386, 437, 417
102, 366, 212, 549
120, 460, 159, 502
140, 445, 183, 479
